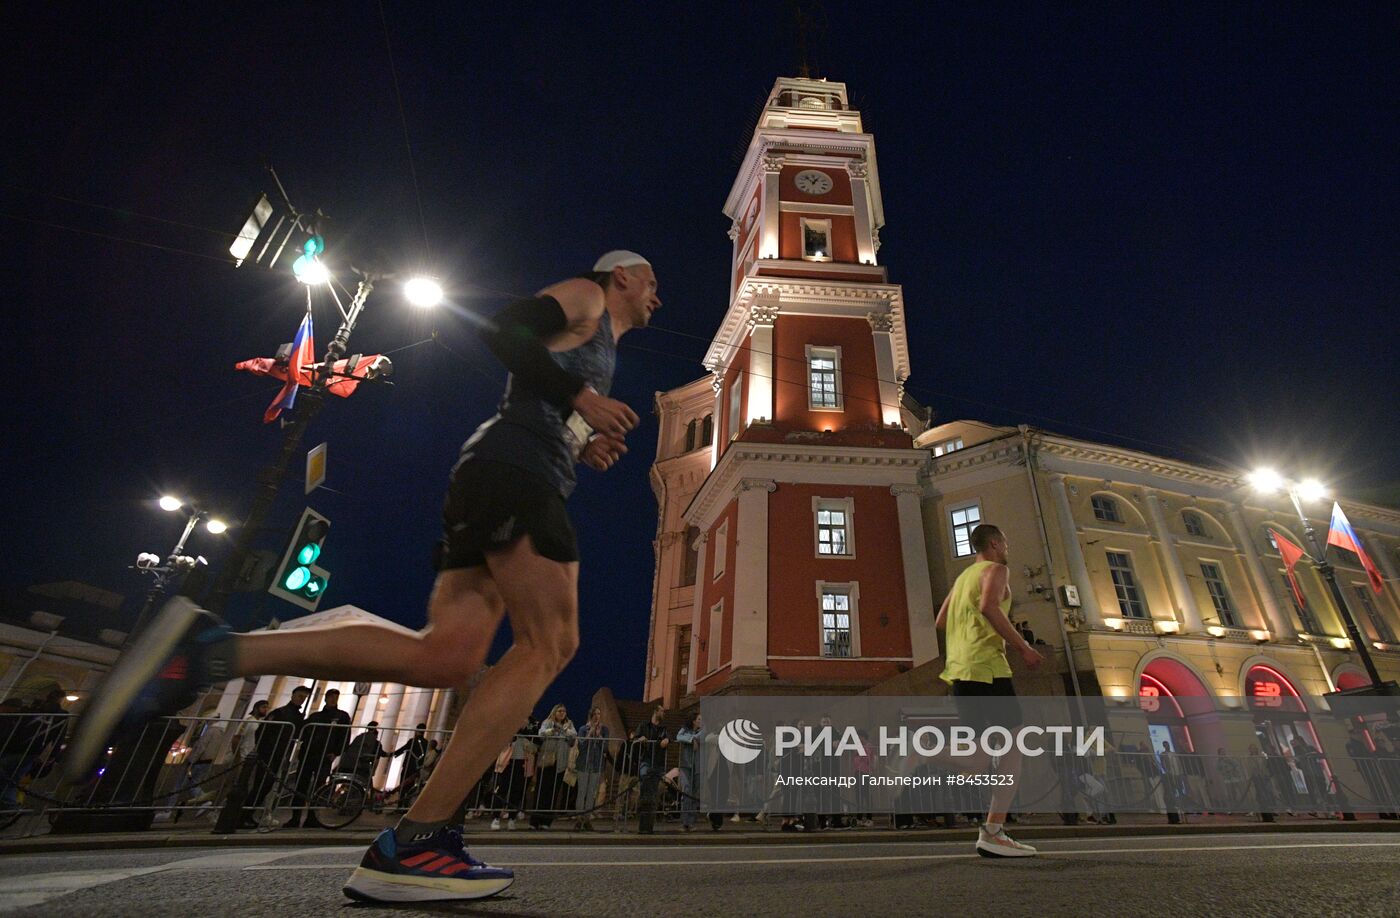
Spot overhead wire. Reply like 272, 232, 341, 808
377, 0, 430, 262
0, 211, 235, 264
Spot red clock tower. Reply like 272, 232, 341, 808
643, 77, 937, 706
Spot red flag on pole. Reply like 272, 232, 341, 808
1270, 528, 1309, 610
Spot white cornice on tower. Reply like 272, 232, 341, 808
703, 276, 911, 386
682, 441, 926, 530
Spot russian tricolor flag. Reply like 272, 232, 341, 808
263, 309, 316, 423
1326, 502, 1385, 595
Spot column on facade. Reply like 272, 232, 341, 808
353, 683, 383, 727
1226, 504, 1296, 640
709, 373, 724, 468
375, 682, 408, 788
214, 679, 246, 720
745, 303, 778, 424
685, 530, 710, 695
1142, 490, 1205, 633
847, 160, 876, 264
759, 153, 783, 259
250, 674, 277, 708
892, 484, 938, 664
867, 307, 902, 427
1047, 474, 1105, 628
427, 689, 455, 735
731, 480, 775, 669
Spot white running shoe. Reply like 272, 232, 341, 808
490, 818, 501, 831
507, 818, 516, 831
976, 827, 1037, 858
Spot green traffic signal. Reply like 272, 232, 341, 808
284, 566, 312, 591
271, 508, 330, 607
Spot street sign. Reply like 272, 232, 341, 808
306, 442, 327, 494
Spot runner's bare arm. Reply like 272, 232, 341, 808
934, 591, 952, 629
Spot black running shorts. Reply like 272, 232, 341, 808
434, 460, 578, 570
951, 677, 1024, 733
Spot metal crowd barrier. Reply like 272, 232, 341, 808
6, 711, 1400, 837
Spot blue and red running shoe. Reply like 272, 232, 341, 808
343, 827, 515, 902
64, 597, 230, 782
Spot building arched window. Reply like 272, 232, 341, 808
684, 419, 697, 453
1091, 495, 1123, 523
700, 414, 714, 447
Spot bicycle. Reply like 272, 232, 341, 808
307, 771, 422, 829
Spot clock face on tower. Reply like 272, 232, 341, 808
794, 169, 833, 196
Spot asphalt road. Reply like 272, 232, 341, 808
2, 833, 1398, 917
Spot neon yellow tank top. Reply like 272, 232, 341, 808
940, 559, 1013, 684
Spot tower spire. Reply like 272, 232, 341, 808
789, 0, 827, 78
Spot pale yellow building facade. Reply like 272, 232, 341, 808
915, 421, 1400, 711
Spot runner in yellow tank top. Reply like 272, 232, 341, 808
933, 523, 1045, 857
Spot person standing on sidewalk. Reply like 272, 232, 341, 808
936, 523, 1044, 858
573, 706, 610, 830
675, 712, 703, 831
631, 706, 669, 834
286, 688, 350, 829
531, 705, 576, 828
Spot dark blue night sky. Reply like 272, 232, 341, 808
4, 2, 1396, 719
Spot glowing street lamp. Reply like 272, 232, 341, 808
129, 495, 230, 643
404, 276, 444, 308
1249, 468, 1389, 693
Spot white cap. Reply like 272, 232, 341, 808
592, 250, 651, 272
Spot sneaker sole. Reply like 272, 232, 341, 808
976, 839, 1037, 858
62, 596, 206, 783
342, 868, 514, 902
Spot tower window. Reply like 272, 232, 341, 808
820, 588, 853, 657
806, 345, 843, 410
1183, 511, 1207, 538
801, 218, 832, 261
708, 600, 724, 673
701, 414, 713, 447
729, 371, 745, 439
684, 419, 697, 453
713, 520, 728, 580
814, 497, 855, 557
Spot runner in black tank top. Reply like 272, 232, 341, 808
67, 251, 661, 905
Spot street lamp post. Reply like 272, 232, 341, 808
205, 269, 439, 618
127, 497, 227, 643
1250, 470, 1389, 692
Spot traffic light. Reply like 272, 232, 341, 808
269, 507, 330, 611
291, 235, 327, 285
